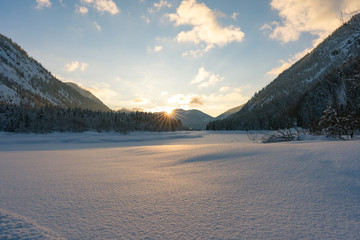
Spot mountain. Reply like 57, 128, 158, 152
172, 109, 214, 130
0, 34, 110, 112
207, 14, 360, 130
215, 104, 244, 120
65, 82, 108, 109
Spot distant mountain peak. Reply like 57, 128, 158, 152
171, 108, 214, 130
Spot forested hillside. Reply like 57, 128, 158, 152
207, 14, 360, 131
0, 34, 110, 111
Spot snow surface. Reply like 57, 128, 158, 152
0, 131, 360, 239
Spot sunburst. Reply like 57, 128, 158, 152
153, 108, 183, 131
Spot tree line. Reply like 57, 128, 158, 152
0, 103, 182, 134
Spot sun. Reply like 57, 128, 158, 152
163, 106, 174, 115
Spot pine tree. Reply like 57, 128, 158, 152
318, 104, 343, 138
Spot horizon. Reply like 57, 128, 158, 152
1, 0, 359, 117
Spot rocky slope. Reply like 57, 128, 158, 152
0, 34, 110, 112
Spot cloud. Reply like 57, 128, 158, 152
219, 86, 230, 93
148, 45, 163, 53
154, 45, 163, 52
167, 0, 245, 56
201, 88, 249, 116
191, 67, 224, 88
76, 5, 89, 14
94, 0, 119, 15
89, 83, 118, 106
231, 12, 240, 21
190, 96, 203, 105
58, 0, 65, 7
141, 15, 151, 23
36, 0, 52, 9
191, 67, 209, 84
168, 94, 193, 105
80, 62, 89, 71
133, 98, 150, 105
264, 0, 360, 76
148, 0, 171, 13
265, 0, 360, 44
267, 60, 292, 76
94, 22, 101, 31
181, 44, 213, 57
154, 0, 171, 9
65, 61, 79, 72
267, 48, 311, 76
166, 94, 203, 108
64, 61, 89, 72
79, 0, 120, 15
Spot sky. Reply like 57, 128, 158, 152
0, 0, 359, 117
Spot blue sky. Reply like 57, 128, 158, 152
1, 0, 359, 116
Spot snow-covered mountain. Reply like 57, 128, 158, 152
208, 14, 360, 130
172, 109, 214, 130
0, 34, 110, 111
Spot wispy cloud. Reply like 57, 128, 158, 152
80, 62, 89, 71
64, 61, 89, 72
58, 0, 65, 7
201, 88, 249, 116
79, 0, 120, 15
267, 48, 310, 76
191, 67, 224, 88
94, 22, 101, 31
168, 94, 200, 106
266, 60, 292, 76
219, 86, 230, 93
167, 0, 245, 56
65, 61, 79, 72
231, 12, 240, 21
264, 0, 360, 76
148, 0, 171, 13
132, 98, 150, 105
75, 5, 89, 14
141, 15, 151, 23
35, 0, 52, 9
148, 45, 163, 53
89, 83, 118, 106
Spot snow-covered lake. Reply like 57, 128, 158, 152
0, 131, 360, 239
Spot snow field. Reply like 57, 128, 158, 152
0, 131, 359, 239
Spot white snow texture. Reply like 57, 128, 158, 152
0, 131, 359, 239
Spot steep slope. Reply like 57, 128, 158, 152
215, 104, 244, 120
208, 14, 360, 130
0, 34, 110, 111
172, 109, 214, 130
66, 82, 107, 109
